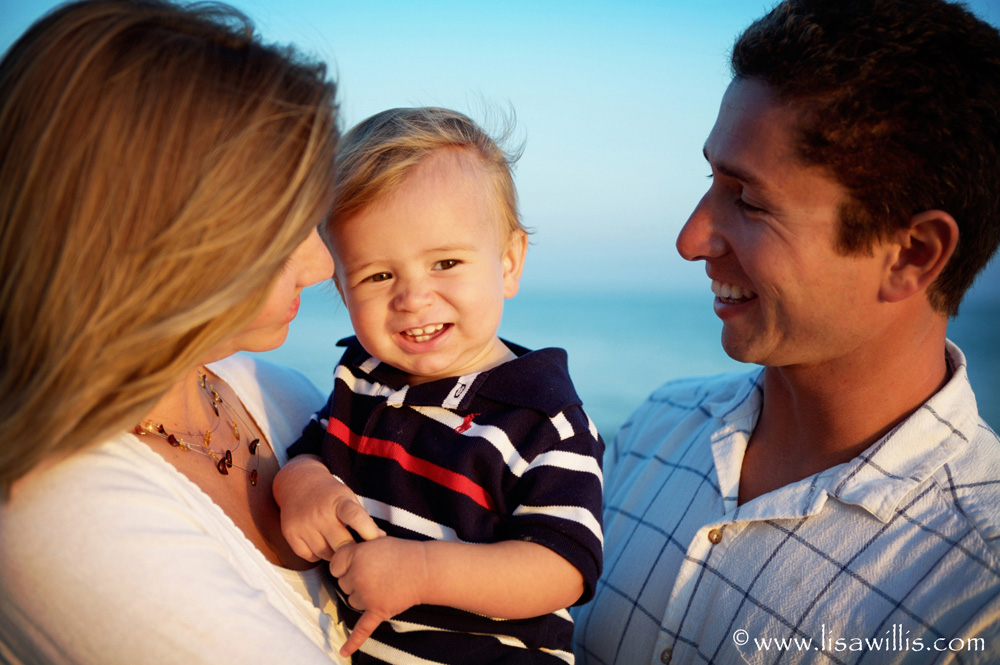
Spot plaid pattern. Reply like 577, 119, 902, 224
573, 342, 1000, 665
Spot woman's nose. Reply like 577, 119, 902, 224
297, 228, 335, 287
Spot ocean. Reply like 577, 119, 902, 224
256, 285, 999, 442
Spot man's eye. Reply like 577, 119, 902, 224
433, 259, 460, 270
365, 272, 392, 283
735, 198, 766, 214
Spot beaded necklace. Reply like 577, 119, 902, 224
135, 370, 262, 486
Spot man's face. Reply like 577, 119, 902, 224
676, 77, 895, 369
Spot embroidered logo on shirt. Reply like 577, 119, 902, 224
455, 413, 481, 433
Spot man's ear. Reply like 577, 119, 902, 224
502, 230, 529, 299
880, 210, 958, 303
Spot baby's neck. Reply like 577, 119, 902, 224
404, 340, 517, 386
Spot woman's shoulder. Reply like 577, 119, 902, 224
1, 432, 214, 561
0, 434, 210, 659
0, 430, 340, 664
210, 353, 323, 404
208, 354, 326, 463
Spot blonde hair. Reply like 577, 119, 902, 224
331, 107, 526, 240
0, 0, 338, 493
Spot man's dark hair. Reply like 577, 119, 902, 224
733, 0, 1000, 315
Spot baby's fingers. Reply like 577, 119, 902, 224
285, 534, 326, 562
281, 521, 337, 562
339, 610, 384, 657
330, 542, 355, 578
337, 498, 385, 543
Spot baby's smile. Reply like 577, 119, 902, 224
401, 323, 449, 343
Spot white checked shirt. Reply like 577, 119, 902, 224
573, 341, 1000, 665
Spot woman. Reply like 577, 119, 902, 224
0, 1, 377, 662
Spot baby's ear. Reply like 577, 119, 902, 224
502, 230, 529, 298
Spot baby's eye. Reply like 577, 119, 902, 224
433, 259, 460, 270
364, 272, 392, 283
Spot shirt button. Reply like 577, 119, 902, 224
659, 648, 672, 664
707, 528, 723, 544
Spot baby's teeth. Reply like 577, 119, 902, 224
405, 324, 444, 338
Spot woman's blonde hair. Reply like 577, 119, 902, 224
0, 0, 339, 493
331, 107, 526, 241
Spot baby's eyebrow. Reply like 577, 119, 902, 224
341, 260, 386, 277
422, 243, 478, 254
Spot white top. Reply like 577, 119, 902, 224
573, 341, 1000, 665
0, 355, 349, 665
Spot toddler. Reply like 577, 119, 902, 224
275, 107, 604, 664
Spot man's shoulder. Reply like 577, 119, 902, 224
635, 369, 760, 424
612, 369, 761, 458
930, 417, 1000, 556
648, 370, 755, 402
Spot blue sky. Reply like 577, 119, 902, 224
4, 0, 999, 297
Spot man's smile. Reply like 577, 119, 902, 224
711, 279, 758, 304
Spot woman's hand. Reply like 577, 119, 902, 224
273, 455, 384, 561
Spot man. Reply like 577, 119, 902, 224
573, 1, 1000, 663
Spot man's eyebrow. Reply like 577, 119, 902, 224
702, 144, 765, 189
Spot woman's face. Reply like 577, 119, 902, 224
212, 227, 334, 359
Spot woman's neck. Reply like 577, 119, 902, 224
145, 366, 217, 433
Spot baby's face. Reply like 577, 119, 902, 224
331, 149, 526, 384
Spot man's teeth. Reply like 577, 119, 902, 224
711, 280, 757, 302
403, 323, 445, 342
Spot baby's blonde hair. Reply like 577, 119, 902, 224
0, 0, 339, 493
331, 107, 526, 241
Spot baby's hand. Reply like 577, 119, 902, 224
273, 455, 384, 561
330, 537, 428, 657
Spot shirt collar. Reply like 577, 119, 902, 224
828, 341, 978, 521
336, 336, 582, 415
709, 341, 978, 523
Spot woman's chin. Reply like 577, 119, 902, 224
208, 325, 291, 361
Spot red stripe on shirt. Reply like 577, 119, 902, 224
326, 417, 496, 511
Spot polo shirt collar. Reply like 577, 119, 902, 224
335, 336, 582, 416
709, 341, 978, 523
